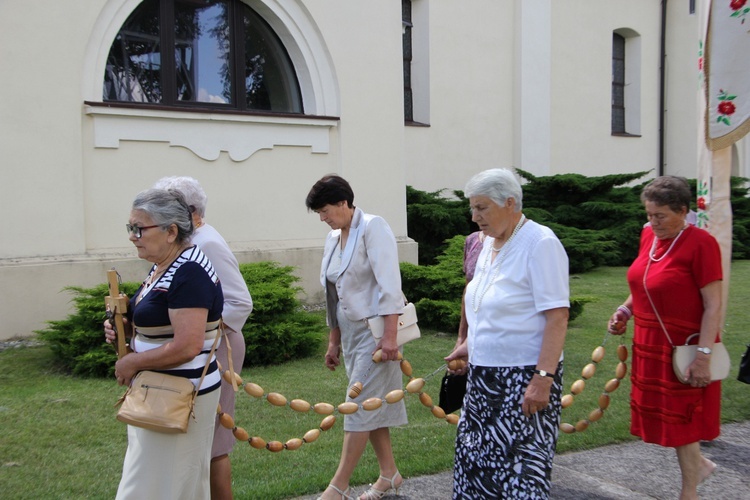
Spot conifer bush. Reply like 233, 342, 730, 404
37, 262, 326, 377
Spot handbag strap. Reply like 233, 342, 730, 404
643, 258, 676, 347
190, 320, 224, 410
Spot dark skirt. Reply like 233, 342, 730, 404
453, 364, 563, 499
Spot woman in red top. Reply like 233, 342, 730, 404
608, 176, 722, 500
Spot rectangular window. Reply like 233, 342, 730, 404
611, 33, 626, 134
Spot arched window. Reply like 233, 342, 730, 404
104, 0, 302, 113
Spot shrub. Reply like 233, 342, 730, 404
37, 262, 326, 377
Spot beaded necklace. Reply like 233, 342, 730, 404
471, 214, 526, 312
649, 224, 688, 262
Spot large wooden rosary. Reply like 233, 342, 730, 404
215, 350, 464, 453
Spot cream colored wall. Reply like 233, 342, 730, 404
404, 0, 515, 193
550, 0, 663, 177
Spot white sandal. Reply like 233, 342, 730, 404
358, 471, 402, 499
317, 483, 355, 500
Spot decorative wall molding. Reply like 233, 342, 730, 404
85, 105, 337, 161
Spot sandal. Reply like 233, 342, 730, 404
317, 483, 355, 500
358, 471, 402, 499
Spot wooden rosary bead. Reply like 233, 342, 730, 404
588, 408, 604, 422
385, 389, 405, 404
617, 345, 628, 361
319, 415, 336, 431
431, 405, 446, 419
303, 429, 321, 443
615, 361, 628, 379
267, 441, 284, 453
561, 394, 574, 408
447, 359, 467, 371
249, 437, 266, 449
604, 378, 620, 393
362, 397, 383, 411
570, 379, 585, 395
445, 413, 460, 425
348, 382, 363, 398
406, 378, 426, 393
290, 399, 311, 413
313, 402, 335, 415
223, 370, 242, 385
419, 392, 433, 408
244, 382, 264, 398
581, 363, 597, 380
575, 420, 589, 432
337, 402, 359, 414
400, 359, 413, 377
285, 438, 303, 451
219, 412, 235, 429
591, 346, 605, 363
560, 422, 576, 434
233, 426, 249, 441
266, 392, 287, 407
598, 393, 611, 410
371, 349, 403, 363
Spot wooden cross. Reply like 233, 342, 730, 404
105, 269, 130, 359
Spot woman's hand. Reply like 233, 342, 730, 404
114, 353, 138, 386
686, 353, 712, 387
608, 304, 632, 335
445, 341, 469, 375
522, 375, 553, 418
325, 343, 341, 371
104, 317, 129, 344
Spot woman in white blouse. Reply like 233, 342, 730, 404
445, 168, 570, 499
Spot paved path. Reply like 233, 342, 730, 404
292, 421, 749, 499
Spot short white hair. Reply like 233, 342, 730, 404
152, 176, 208, 217
464, 168, 523, 211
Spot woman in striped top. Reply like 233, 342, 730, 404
106, 188, 224, 499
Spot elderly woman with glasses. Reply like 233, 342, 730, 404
445, 168, 569, 499
105, 188, 224, 500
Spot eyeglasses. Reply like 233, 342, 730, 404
126, 223, 161, 239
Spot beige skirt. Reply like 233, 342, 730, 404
115, 387, 220, 500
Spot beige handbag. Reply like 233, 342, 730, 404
366, 300, 421, 346
116, 326, 221, 433
672, 334, 731, 384
644, 260, 730, 384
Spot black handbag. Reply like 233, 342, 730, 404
438, 372, 467, 414
738, 344, 750, 384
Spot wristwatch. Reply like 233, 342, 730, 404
533, 369, 555, 378
696, 346, 712, 355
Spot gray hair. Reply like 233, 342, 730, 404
152, 176, 208, 217
464, 168, 523, 211
132, 189, 194, 244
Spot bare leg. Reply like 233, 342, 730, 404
210, 455, 233, 500
675, 443, 716, 500
319, 431, 370, 499
364, 427, 402, 494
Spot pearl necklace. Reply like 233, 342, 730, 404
471, 214, 526, 312
649, 224, 688, 262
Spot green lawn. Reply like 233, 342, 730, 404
1, 264, 749, 499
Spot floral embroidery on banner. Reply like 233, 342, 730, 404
716, 89, 737, 126
696, 180, 710, 229
729, 0, 749, 24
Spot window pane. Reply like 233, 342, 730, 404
242, 6, 302, 112
104, 1, 162, 103
174, 0, 232, 104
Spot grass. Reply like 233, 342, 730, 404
2, 264, 750, 499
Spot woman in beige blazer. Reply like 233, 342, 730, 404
306, 175, 407, 500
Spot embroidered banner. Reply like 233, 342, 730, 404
704, 0, 750, 150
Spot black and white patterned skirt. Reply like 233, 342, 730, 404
453, 363, 563, 499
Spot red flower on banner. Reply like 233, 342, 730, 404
730, 0, 747, 11
717, 89, 738, 125
730, 0, 750, 23
719, 101, 737, 116
697, 197, 707, 211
